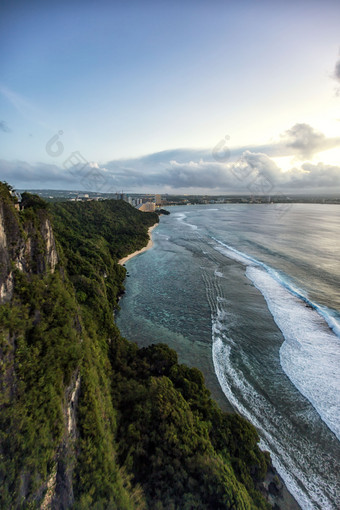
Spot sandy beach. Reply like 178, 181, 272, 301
118, 223, 158, 265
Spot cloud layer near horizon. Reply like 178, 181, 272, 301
1, 124, 340, 194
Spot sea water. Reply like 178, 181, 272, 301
116, 203, 340, 509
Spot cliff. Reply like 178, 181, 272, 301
0, 184, 81, 508
0, 183, 282, 509
0, 187, 58, 303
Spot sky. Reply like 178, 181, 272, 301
1, 0, 340, 194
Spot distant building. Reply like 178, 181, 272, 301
113, 193, 126, 201
155, 194, 162, 205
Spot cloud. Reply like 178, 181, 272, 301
2, 150, 340, 195
1, 123, 340, 194
0, 159, 77, 189
0, 120, 11, 133
231, 152, 340, 192
281, 123, 340, 159
334, 59, 340, 83
332, 57, 340, 95
284, 162, 340, 190
141, 152, 340, 193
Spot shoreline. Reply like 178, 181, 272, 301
118, 223, 158, 265
116, 219, 301, 510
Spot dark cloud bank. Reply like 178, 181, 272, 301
1, 124, 340, 194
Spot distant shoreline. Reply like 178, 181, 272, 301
118, 223, 158, 265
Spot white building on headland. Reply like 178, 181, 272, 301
136, 202, 156, 212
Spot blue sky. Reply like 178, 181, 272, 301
1, 0, 340, 193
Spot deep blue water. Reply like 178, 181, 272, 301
116, 203, 340, 510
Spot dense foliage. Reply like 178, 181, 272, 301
51, 199, 158, 261
111, 343, 270, 509
0, 270, 81, 506
0, 190, 271, 509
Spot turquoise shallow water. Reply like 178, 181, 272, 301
117, 204, 340, 510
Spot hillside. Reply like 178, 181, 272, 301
0, 182, 272, 509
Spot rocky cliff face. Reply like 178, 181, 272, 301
0, 197, 58, 304
0, 199, 19, 303
0, 187, 78, 509
41, 371, 81, 510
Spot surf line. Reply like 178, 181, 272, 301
211, 236, 340, 440
211, 237, 340, 337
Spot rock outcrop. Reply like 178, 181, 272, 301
0, 191, 58, 304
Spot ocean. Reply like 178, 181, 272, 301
116, 203, 340, 510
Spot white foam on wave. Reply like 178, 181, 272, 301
214, 270, 224, 278
173, 211, 198, 230
214, 241, 254, 266
212, 313, 334, 510
158, 233, 170, 240
186, 222, 198, 230
247, 266, 340, 441
212, 237, 340, 441
174, 212, 187, 221
315, 304, 340, 338
213, 238, 340, 338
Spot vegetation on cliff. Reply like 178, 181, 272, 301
0, 185, 271, 509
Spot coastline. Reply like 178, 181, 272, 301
116, 220, 301, 510
118, 223, 158, 265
